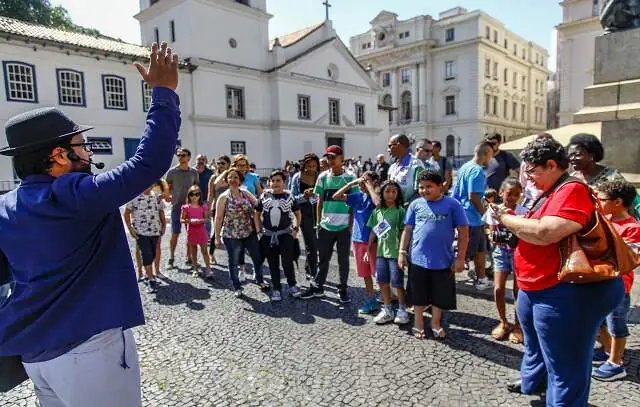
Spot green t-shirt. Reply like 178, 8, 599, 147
366, 206, 405, 259
314, 170, 359, 232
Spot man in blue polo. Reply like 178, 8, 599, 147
0, 42, 180, 407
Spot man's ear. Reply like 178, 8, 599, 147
50, 147, 68, 166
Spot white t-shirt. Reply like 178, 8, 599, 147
126, 193, 163, 236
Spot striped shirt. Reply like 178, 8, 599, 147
314, 169, 359, 232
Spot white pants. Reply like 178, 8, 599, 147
23, 328, 141, 407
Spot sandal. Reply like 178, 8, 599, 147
411, 327, 425, 339
491, 322, 512, 341
431, 327, 447, 340
509, 325, 523, 344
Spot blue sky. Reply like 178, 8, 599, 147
52, 0, 562, 70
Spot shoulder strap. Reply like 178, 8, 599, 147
529, 172, 582, 214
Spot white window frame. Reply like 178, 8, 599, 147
226, 86, 245, 119
445, 28, 455, 42
445, 95, 456, 116
141, 81, 153, 111
355, 103, 365, 125
445, 61, 456, 80
230, 141, 246, 155
3, 61, 38, 103
102, 75, 127, 110
57, 69, 84, 107
484, 59, 491, 78
401, 68, 411, 84
329, 98, 340, 125
87, 137, 113, 155
382, 72, 391, 87
298, 94, 311, 120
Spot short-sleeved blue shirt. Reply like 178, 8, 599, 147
242, 172, 260, 196
404, 196, 469, 270
451, 161, 486, 226
346, 192, 376, 243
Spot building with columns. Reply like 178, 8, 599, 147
0, 0, 383, 184
556, 0, 604, 126
350, 7, 550, 158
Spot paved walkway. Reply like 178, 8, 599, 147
2, 233, 639, 407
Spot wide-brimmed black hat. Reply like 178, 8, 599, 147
0, 107, 93, 156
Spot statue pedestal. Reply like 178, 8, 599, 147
594, 27, 640, 84
572, 27, 640, 321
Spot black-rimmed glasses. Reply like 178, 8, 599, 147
69, 142, 93, 152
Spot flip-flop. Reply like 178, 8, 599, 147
509, 325, 524, 344
411, 327, 425, 339
491, 322, 512, 341
431, 327, 447, 340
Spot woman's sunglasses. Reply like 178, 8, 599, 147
189, 192, 201, 197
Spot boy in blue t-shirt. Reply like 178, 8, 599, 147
333, 171, 380, 314
400, 169, 469, 339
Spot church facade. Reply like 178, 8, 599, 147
0, 0, 383, 184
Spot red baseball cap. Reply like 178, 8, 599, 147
323, 145, 343, 157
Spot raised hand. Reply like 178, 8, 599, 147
134, 42, 179, 90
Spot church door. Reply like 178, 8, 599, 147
326, 133, 344, 150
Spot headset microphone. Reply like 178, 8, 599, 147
67, 151, 106, 170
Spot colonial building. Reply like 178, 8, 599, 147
0, 0, 383, 184
350, 7, 550, 158
556, 0, 604, 126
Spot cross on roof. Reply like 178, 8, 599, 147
322, 0, 332, 21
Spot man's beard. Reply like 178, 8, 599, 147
74, 162, 92, 174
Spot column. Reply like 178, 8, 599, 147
425, 55, 434, 138
418, 62, 427, 124
391, 68, 400, 125
411, 65, 419, 122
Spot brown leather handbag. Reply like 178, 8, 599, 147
558, 183, 640, 283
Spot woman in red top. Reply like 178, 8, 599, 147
491, 136, 624, 406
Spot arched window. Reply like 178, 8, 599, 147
446, 135, 455, 158
382, 94, 393, 123
401, 91, 412, 123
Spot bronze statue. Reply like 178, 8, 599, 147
601, 0, 640, 32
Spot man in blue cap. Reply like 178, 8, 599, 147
0, 42, 180, 407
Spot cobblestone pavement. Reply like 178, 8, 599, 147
2, 233, 640, 407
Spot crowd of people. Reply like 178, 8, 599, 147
0, 41, 638, 407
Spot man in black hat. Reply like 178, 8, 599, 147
0, 42, 180, 407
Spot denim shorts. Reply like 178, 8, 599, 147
170, 204, 182, 234
605, 293, 631, 338
492, 246, 515, 273
376, 257, 404, 289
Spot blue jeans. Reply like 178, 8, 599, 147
223, 234, 264, 290
605, 293, 631, 338
518, 279, 623, 406
375, 257, 404, 289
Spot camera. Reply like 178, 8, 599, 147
491, 229, 519, 249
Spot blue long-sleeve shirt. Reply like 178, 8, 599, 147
0, 87, 181, 358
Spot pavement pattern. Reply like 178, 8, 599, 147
2, 232, 640, 407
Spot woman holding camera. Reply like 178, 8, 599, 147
491, 136, 623, 406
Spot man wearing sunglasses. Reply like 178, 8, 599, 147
166, 148, 199, 267
0, 42, 180, 406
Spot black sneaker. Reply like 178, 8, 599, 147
167, 258, 174, 268
338, 289, 351, 304
185, 258, 192, 267
146, 280, 158, 294
299, 286, 325, 300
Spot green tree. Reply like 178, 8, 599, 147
0, 0, 52, 24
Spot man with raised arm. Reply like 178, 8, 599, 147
0, 42, 180, 407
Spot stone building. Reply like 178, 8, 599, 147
349, 7, 550, 159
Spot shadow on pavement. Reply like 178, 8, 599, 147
153, 276, 211, 311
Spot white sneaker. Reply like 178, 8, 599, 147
394, 308, 410, 325
288, 286, 302, 298
270, 291, 282, 302
475, 277, 493, 290
238, 270, 246, 283
373, 307, 394, 325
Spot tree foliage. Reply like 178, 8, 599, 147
0, 0, 119, 41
